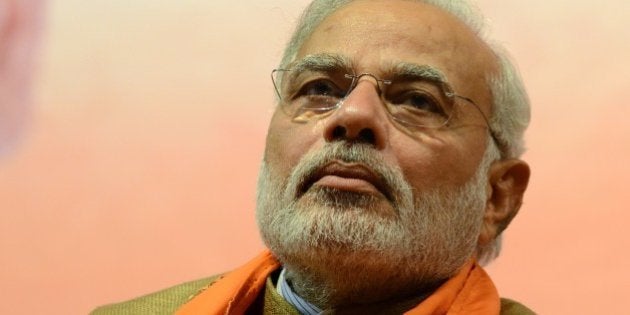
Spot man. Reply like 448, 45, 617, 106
94, 0, 532, 313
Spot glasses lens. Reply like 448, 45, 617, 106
383, 80, 455, 128
273, 69, 351, 121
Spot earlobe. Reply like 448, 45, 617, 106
478, 159, 530, 247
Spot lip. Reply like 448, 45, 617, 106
298, 161, 393, 201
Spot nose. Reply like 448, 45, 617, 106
322, 79, 389, 149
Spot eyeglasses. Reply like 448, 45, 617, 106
271, 67, 500, 146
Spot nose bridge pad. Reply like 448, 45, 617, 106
343, 74, 383, 109
353, 73, 383, 95
339, 73, 390, 121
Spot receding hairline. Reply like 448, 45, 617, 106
282, 0, 498, 67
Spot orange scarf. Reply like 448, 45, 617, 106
176, 250, 500, 315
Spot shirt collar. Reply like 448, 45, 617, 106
276, 268, 323, 315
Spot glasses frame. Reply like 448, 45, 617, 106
271, 68, 501, 150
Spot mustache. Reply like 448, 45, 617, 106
286, 141, 410, 203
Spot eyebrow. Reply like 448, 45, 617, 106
288, 53, 353, 73
286, 55, 455, 92
387, 62, 455, 92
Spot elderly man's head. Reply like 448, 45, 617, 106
256, 0, 530, 307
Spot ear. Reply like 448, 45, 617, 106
478, 158, 530, 247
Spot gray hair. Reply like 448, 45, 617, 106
277, 0, 530, 264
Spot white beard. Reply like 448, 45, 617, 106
256, 142, 492, 301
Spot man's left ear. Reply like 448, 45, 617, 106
479, 158, 530, 247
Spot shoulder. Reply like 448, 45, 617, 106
500, 298, 537, 315
91, 275, 221, 315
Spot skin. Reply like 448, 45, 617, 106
262, 0, 530, 309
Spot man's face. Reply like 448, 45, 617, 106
257, 0, 499, 288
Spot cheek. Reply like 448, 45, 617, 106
264, 112, 322, 176
394, 133, 485, 190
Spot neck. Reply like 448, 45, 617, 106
283, 262, 445, 312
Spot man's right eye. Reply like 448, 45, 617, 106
298, 79, 344, 98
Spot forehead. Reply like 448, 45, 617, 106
296, 0, 498, 105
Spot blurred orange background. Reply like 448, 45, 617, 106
1, 0, 629, 314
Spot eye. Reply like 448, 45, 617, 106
391, 91, 445, 114
298, 79, 345, 99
